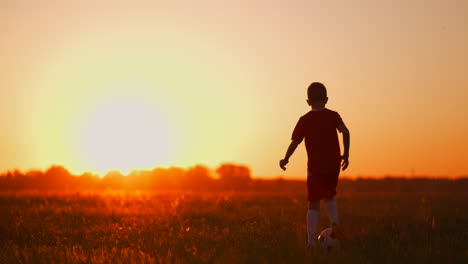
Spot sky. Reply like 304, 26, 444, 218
1, 0, 467, 178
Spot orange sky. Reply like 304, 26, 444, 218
1, 0, 467, 178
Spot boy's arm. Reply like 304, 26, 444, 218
337, 123, 350, 170
279, 139, 301, 171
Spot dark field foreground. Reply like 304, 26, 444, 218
1, 191, 467, 263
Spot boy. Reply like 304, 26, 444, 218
279, 82, 350, 248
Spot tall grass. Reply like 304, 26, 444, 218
0, 192, 467, 263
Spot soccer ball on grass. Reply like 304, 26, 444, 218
317, 227, 340, 251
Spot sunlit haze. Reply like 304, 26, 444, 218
1, 0, 467, 177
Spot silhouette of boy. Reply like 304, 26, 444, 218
279, 82, 350, 247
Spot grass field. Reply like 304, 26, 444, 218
1, 191, 467, 263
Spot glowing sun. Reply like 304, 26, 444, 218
79, 97, 172, 174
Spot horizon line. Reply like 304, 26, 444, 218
1, 164, 467, 180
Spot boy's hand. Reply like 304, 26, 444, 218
279, 159, 288, 171
341, 155, 349, 171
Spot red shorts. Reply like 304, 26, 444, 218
307, 169, 339, 201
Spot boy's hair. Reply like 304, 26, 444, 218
307, 82, 327, 102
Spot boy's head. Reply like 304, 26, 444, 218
307, 82, 328, 107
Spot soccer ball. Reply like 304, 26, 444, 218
317, 228, 340, 251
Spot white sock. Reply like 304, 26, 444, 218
324, 198, 339, 225
307, 209, 319, 245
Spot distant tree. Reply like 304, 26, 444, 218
12, 169, 23, 178
102, 170, 125, 189
76, 172, 100, 190
25, 170, 44, 190
216, 164, 251, 190
182, 165, 214, 190
12, 170, 27, 189
127, 169, 153, 190
25, 170, 43, 178
167, 167, 186, 180
39, 166, 73, 189
0, 171, 16, 189
148, 167, 185, 190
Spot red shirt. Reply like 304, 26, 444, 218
292, 108, 343, 173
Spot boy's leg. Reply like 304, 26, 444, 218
324, 197, 344, 241
307, 200, 320, 246
324, 197, 339, 225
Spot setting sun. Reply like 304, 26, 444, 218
78, 96, 172, 174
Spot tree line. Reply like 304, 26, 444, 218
0, 164, 253, 191
0, 164, 467, 192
